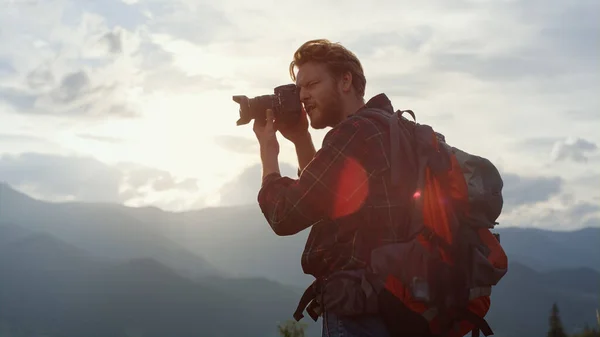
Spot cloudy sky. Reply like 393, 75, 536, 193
0, 0, 598, 230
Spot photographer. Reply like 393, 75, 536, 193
254, 39, 415, 337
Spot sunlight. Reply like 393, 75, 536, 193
0, 1, 598, 336
130, 92, 255, 185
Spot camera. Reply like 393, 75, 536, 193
232, 84, 303, 127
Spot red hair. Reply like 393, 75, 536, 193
289, 39, 366, 97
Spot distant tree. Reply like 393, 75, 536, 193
277, 319, 307, 337
570, 309, 600, 337
571, 324, 600, 337
548, 302, 568, 337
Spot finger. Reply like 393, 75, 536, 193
265, 109, 275, 129
266, 109, 274, 121
273, 120, 282, 132
272, 114, 282, 131
253, 116, 260, 133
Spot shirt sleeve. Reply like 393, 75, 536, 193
257, 117, 374, 236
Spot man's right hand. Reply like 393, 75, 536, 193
274, 107, 316, 172
275, 107, 310, 145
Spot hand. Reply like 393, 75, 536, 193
275, 106, 310, 144
253, 109, 280, 158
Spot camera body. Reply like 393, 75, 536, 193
233, 84, 303, 127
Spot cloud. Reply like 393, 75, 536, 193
368, 72, 435, 99
511, 137, 563, 153
147, 2, 233, 46
0, 0, 236, 121
0, 133, 48, 144
0, 152, 123, 203
25, 62, 55, 91
551, 137, 598, 163
74, 0, 234, 44
498, 169, 599, 230
428, 0, 599, 83
573, 173, 600, 188
0, 132, 67, 156
565, 109, 600, 122
514, 0, 599, 67
0, 0, 597, 232
0, 58, 15, 77
213, 135, 258, 155
506, 137, 600, 169
76, 133, 124, 144
0, 152, 202, 210
343, 27, 434, 57
116, 162, 199, 193
504, 200, 600, 231
214, 163, 572, 221
0, 74, 138, 118
142, 63, 233, 94
0, 5, 142, 119
216, 163, 298, 207
101, 31, 123, 54
501, 173, 563, 211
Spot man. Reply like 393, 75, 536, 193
253, 39, 417, 337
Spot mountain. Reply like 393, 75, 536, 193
146, 204, 314, 287
0, 231, 597, 337
487, 262, 600, 337
1, 182, 599, 336
494, 226, 600, 272
3, 182, 598, 287
0, 183, 224, 280
0, 222, 32, 244
0, 182, 313, 287
0, 231, 321, 337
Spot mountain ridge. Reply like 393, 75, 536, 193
1, 182, 599, 336
1, 181, 599, 285
2, 181, 597, 231
0, 228, 597, 337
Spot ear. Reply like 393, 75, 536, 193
340, 72, 353, 93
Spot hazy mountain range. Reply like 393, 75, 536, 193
0, 182, 598, 337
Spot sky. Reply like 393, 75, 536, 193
0, 0, 598, 230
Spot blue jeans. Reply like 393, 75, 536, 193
322, 312, 391, 337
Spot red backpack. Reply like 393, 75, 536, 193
361, 108, 509, 337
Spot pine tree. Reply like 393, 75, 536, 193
277, 320, 307, 337
548, 302, 568, 337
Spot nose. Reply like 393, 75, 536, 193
299, 87, 310, 103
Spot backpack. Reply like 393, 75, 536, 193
358, 107, 509, 337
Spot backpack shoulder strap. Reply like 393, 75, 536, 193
355, 108, 418, 187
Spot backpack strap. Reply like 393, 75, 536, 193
388, 109, 417, 187
356, 108, 417, 187
389, 111, 401, 187
356, 107, 422, 242
293, 279, 322, 322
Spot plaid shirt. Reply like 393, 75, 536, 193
257, 94, 417, 279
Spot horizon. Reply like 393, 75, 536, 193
0, 0, 598, 232
0, 180, 598, 234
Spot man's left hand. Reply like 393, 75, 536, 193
254, 109, 280, 179
254, 109, 280, 156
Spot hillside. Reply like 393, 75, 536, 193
0, 231, 321, 337
487, 262, 600, 337
495, 226, 600, 272
0, 228, 598, 337
0, 182, 599, 336
0, 183, 226, 280
0, 182, 313, 286
0, 230, 597, 336
3, 183, 598, 287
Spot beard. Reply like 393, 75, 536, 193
310, 89, 344, 129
